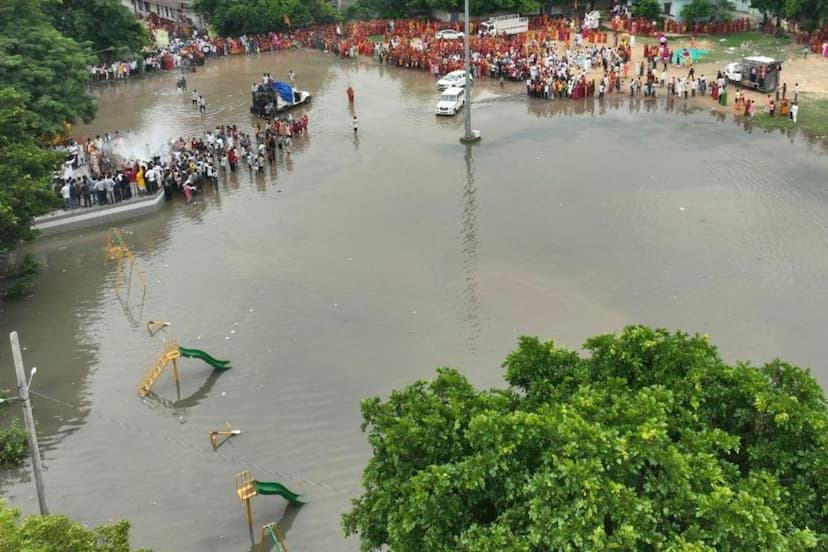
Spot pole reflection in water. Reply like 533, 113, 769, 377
460, 143, 481, 356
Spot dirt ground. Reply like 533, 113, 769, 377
589, 34, 828, 137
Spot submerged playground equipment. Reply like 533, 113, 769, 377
210, 422, 241, 449
105, 227, 147, 322
235, 470, 304, 530
137, 338, 232, 397
259, 522, 289, 552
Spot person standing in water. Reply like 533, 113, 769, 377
347, 85, 355, 103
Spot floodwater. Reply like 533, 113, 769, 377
2, 49, 828, 551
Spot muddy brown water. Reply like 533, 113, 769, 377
1, 49, 828, 551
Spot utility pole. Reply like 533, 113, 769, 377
460, 0, 480, 143
10, 331, 48, 515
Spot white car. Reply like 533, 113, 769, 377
437, 70, 472, 90
435, 29, 464, 40
435, 87, 465, 116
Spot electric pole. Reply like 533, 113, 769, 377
10, 331, 48, 515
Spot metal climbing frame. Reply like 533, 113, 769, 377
259, 522, 288, 552
105, 227, 148, 325
136, 338, 181, 397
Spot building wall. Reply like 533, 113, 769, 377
120, 0, 203, 28
663, 0, 758, 20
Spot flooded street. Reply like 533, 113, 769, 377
2, 49, 828, 551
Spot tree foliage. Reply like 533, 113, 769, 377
0, 418, 28, 465
782, 0, 828, 29
632, 0, 662, 20
0, 388, 28, 465
681, 0, 714, 20
0, 499, 151, 552
0, 87, 61, 251
751, 0, 787, 25
193, 0, 338, 36
43, 0, 149, 60
0, 0, 96, 138
344, 326, 828, 551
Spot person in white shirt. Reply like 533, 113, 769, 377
791, 101, 799, 123
61, 181, 71, 210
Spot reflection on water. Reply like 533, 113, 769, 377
460, 144, 480, 356
141, 369, 226, 423
1, 50, 827, 552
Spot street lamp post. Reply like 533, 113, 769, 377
460, 0, 481, 144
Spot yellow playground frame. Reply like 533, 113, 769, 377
137, 338, 181, 397
258, 522, 289, 552
105, 227, 147, 318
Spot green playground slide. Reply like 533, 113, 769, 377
178, 346, 231, 370
253, 480, 305, 505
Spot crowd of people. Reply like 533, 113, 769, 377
65, 15, 810, 215
54, 101, 311, 210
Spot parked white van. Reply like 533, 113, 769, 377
435, 87, 465, 116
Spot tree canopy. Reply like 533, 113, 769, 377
0, 0, 101, 252
0, 0, 96, 138
680, 0, 714, 20
43, 0, 149, 60
344, 326, 828, 551
0, 87, 61, 251
0, 499, 150, 552
193, 0, 338, 36
631, 0, 662, 20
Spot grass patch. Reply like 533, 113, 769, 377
751, 94, 828, 138
367, 34, 385, 43
716, 31, 791, 49
701, 31, 794, 64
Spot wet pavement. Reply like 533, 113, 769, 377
1, 49, 828, 551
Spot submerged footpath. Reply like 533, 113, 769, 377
34, 190, 166, 237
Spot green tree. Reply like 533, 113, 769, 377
0, 0, 96, 138
714, 0, 736, 21
0, 87, 61, 251
681, 0, 714, 20
0, 499, 151, 551
0, 388, 28, 465
44, 0, 149, 60
632, 0, 662, 20
194, 0, 338, 36
750, 0, 786, 26
344, 326, 828, 551
785, 0, 828, 30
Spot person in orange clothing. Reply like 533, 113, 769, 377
347, 85, 355, 103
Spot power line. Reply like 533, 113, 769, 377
28, 388, 359, 498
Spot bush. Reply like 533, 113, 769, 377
0, 499, 152, 551
0, 417, 28, 465
681, 0, 713, 20
1, 253, 39, 299
632, 0, 662, 20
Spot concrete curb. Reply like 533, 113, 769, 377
34, 191, 167, 237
